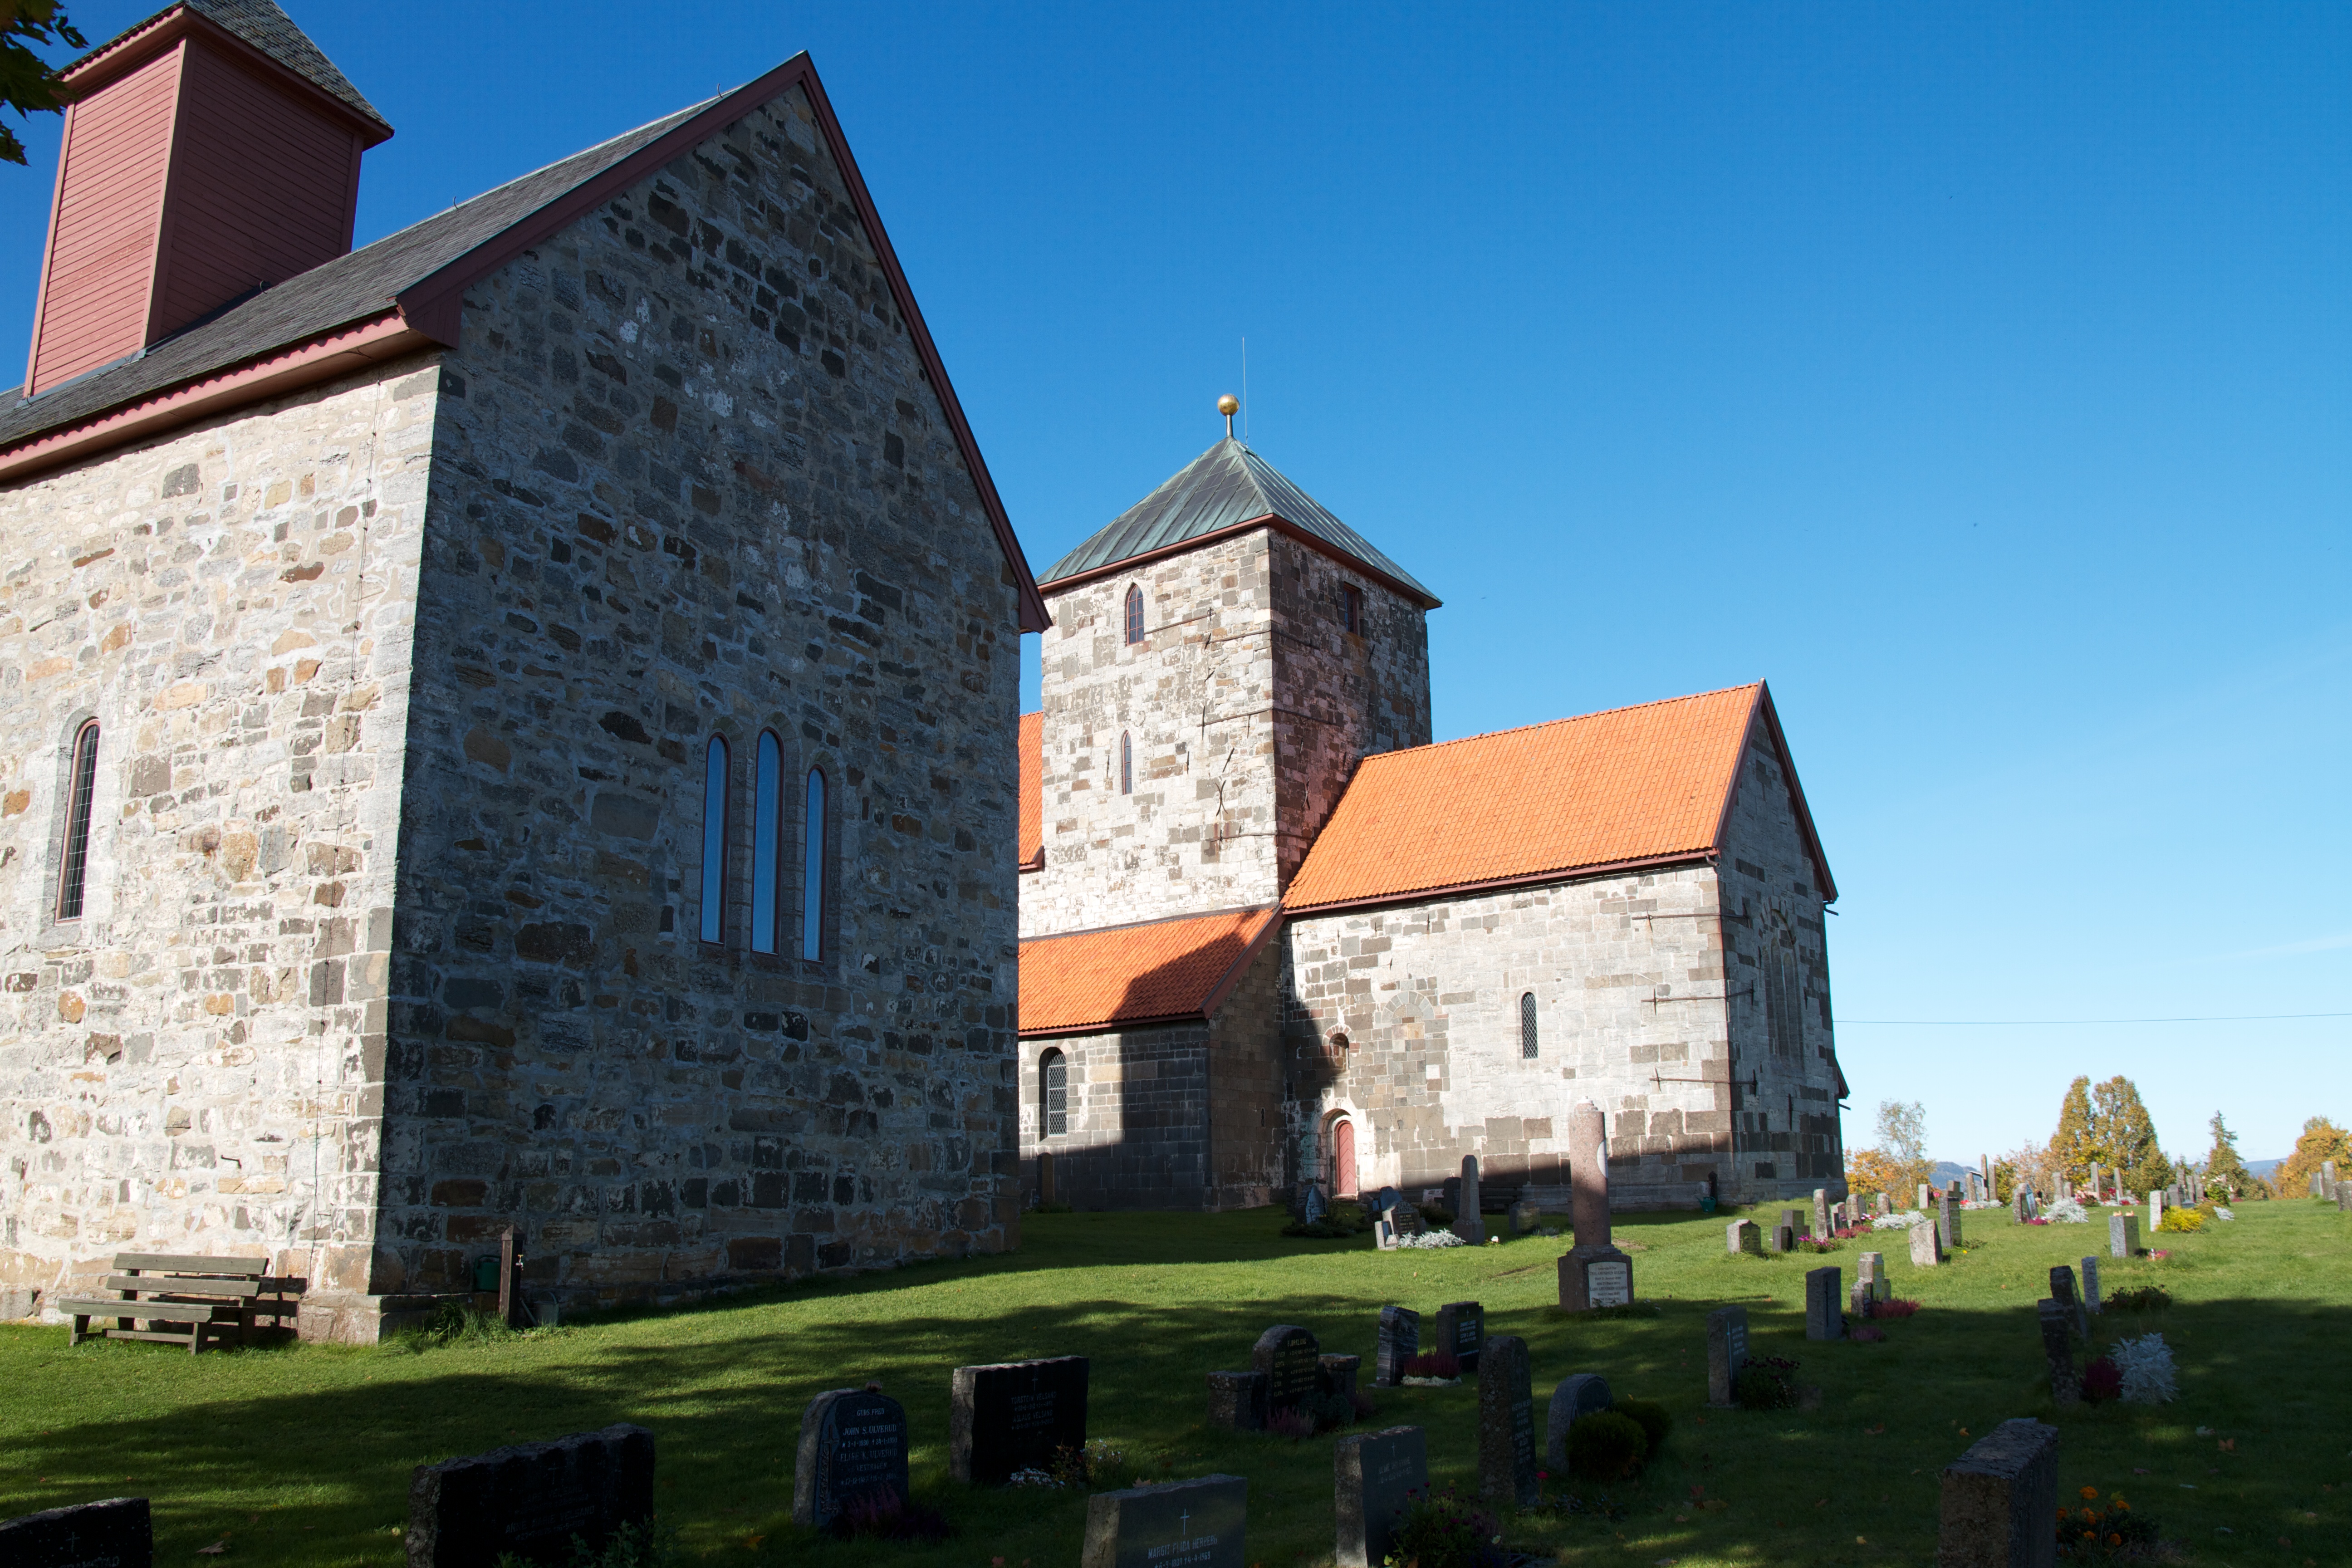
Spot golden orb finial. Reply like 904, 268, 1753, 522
1217, 394, 1240, 416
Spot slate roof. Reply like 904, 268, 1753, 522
76, 0, 390, 132
1018, 906, 1282, 1037
1283, 682, 1836, 909
1039, 437, 1437, 606
0, 100, 704, 441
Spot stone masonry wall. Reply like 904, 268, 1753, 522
0, 358, 438, 1318
1282, 862, 1748, 1208
1018, 1024, 1210, 1210
1716, 730, 1844, 1199
1205, 937, 1284, 1209
383, 83, 1024, 1309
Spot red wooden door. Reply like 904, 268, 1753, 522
1333, 1119, 1358, 1197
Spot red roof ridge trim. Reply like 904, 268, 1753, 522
1020, 901, 1276, 946
1360, 682, 1766, 768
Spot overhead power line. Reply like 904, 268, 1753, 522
1836, 1011, 2351, 1026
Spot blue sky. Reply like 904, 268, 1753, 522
5, 3, 2344, 1165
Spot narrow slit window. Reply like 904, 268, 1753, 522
1520, 991, 1539, 1059
801, 767, 828, 961
1119, 731, 1132, 795
1342, 583, 1364, 636
1123, 584, 1144, 645
751, 731, 783, 954
1042, 1049, 1068, 1136
699, 735, 729, 944
54, 720, 99, 922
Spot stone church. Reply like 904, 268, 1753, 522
1016, 434, 1848, 1213
0, 2, 1043, 1337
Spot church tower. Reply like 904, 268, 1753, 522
1021, 422, 1438, 937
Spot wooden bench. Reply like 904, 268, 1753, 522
55, 1254, 294, 1353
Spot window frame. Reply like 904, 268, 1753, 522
698, 734, 730, 945
1119, 731, 1132, 796
54, 719, 100, 924
800, 764, 830, 964
1342, 583, 1364, 637
1123, 583, 1144, 646
1041, 1048, 1068, 1137
1519, 991, 1539, 1060
751, 730, 784, 955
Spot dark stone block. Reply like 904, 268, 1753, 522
1334, 1426, 1424, 1568
1475, 1334, 1537, 1509
793, 1387, 909, 1529
1374, 1305, 1418, 1386
406, 1423, 654, 1567
1433, 1301, 1484, 1372
1205, 1369, 1265, 1432
1253, 1325, 1321, 1411
950, 1357, 1088, 1485
0, 1496, 151, 1566
1082, 1474, 1245, 1568
1938, 1418, 2059, 1568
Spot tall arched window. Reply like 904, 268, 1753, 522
1119, 731, 1132, 795
1123, 584, 1144, 645
801, 767, 828, 961
1041, 1049, 1068, 1136
699, 735, 729, 944
751, 731, 783, 954
55, 720, 99, 922
1520, 991, 1539, 1059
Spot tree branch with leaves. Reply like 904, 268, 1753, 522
2, 1, 86, 167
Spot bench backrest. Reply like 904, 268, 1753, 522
113, 1253, 267, 1277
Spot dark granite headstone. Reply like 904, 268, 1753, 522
1543, 1373, 1612, 1466
1726, 1218, 1762, 1256
950, 1357, 1089, 1485
1205, 1370, 1266, 1432
1451, 1156, 1486, 1243
1253, 1326, 1322, 1411
1706, 1305, 1748, 1407
1433, 1300, 1484, 1372
1375, 1305, 1419, 1387
1804, 1266, 1844, 1340
0, 1497, 151, 1568
1475, 1334, 1537, 1509
2037, 1300, 2079, 1405
1774, 1221, 1798, 1254
1939, 1192, 1963, 1251
1081, 1474, 1246, 1568
2079, 1256, 2101, 1315
1335, 1426, 1426, 1568
1303, 1186, 1327, 1224
1318, 1354, 1361, 1406
407, 1423, 655, 1568
2049, 1265, 2087, 1341
1937, 1418, 2058, 1568
793, 1387, 910, 1529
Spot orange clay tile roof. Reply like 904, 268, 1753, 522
1019, 906, 1282, 1037
1018, 712, 1043, 869
1284, 682, 1832, 910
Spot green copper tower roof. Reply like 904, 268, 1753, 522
1039, 437, 1438, 607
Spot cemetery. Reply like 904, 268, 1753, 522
1, 1191, 2347, 1566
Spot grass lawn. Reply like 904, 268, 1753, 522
2, 1197, 2346, 1566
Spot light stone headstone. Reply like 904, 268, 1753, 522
1334, 1426, 1425, 1568
2037, 1299, 2078, 1405
407, 1423, 656, 1568
1705, 1305, 1748, 1407
1939, 1191, 1962, 1251
2079, 1256, 2100, 1315
1450, 1156, 1486, 1244
1937, 1418, 2059, 1568
1804, 1266, 1844, 1340
1375, 1305, 1418, 1387
950, 1356, 1089, 1485
1726, 1218, 1762, 1256
2147, 1190, 2163, 1233
1909, 1217, 1942, 1268
2108, 1213, 2139, 1259
1372, 1215, 1398, 1250
1916, 1183, 1931, 1210
1543, 1373, 1613, 1466
1812, 1187, 1831, 1239
1475, 1335, 1537, 1509
1558, 1100, 1634, 1311
1082, 1474, 1245, 1568
794, 1386, 911, 1530
0, 1498, 151, 1568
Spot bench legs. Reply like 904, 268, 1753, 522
70, 1313, 90, 1347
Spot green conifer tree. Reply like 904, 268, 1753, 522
2276, 1117, 2352, 1198
2204, 1112, 2259, 1201
2094, 1076, 2170, 1196
2048, 1076, 2099, 1184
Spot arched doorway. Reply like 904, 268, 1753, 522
1329, 1117, 1358, 1198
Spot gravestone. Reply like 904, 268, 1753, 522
1543, 1373, 1612, 1465
1319, 1355, 1362, 1407
2108, 1214, 2140, 1259
1726, 1218, 1762, 1256
950, 1356, 1089, 1485
2079, 1257, 2100, 1316
0, 1498, 151, 1568
1303, 1186, 1328, 1225
2338, 1182, 2352, 1213
1939, 1191, 1961, 1251
2048, 1265, 2087, 1341
1779, 1205, 1804, 1243
1375, 1306, 1419, 1387
1373, 1186, 1401, 1215
1773, 1220, 1798, 1254
2013, 1188, 2029, 1224
1253, 1327, 1323, 1412
2146, 1190, 2162, 1233
794, 1386, 910, 1529
1909, 1218, 1942, 1268
1938, 1418, 2059, 1568
1082, 1474, 1246, 1568
1804, 1266, 1844, 1340
1705, 1305, 1749, 1407
1372, 1214, 1398, 1250
1916, 1183, 1931, 1210
1205, 1370, 1266, 1432
1875, 1191, 1891, 1218
1509, 1199, 1542, 1235
1433, 1301, 1485, 1373
1558, 1102, 1635, 1311
2037, 1300, 2079, 1405
1451, 1156, 1486, 1244
1334, 1426, 1426, 1568
1475, 1335, 1538, 1509
1857, 1250, 1888, 1302
407, 1423, 656, 1568
1812, 1187, 1831, 1239
2088, 1162, 2101, 1202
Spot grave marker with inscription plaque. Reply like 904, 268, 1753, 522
951, 1357, 1089, 1486
1434, 1301, 1485, 1372
1334, 1426, 1426, 1568
1706, 1305, 1749, 1407
793, 1387, 910, 1529
1475, 1335, 1538, 1508
406, 1424, 655, 1568
1375, 1306, 1419, 1387
1253, 1326, 1323, 1411
0, 1497, 151, 1568
1081, 1474, 1246, 1568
